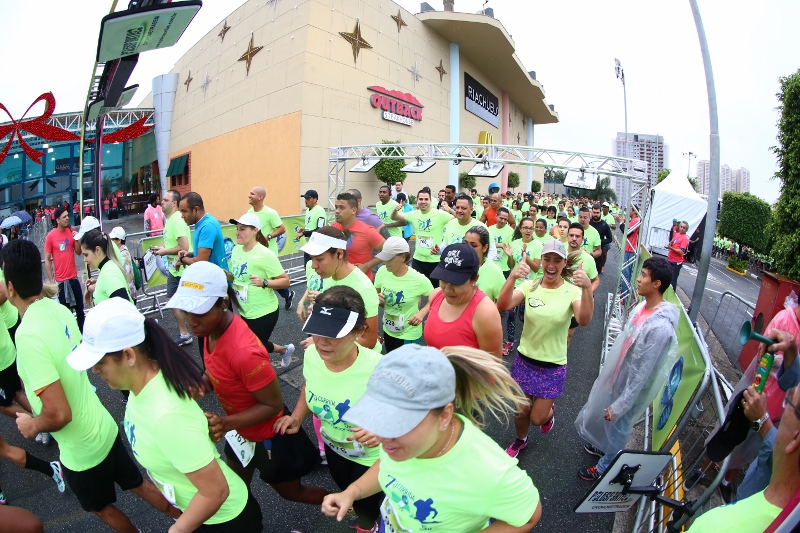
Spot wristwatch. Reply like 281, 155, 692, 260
751, 412, 769, 432
262, 279, 269, 289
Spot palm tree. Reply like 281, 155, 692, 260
584, 177, 617, 203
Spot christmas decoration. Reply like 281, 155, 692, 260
339, 20, 372, 65
200, 73, 212, 97
407, 62, 421, 87
238, 34, 263, 76
184, 71, 193, 92
218, 20, 231, 42
391, 10, 407, 33
435, 59, 447, 82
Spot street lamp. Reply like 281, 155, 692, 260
683, 150, 696, 188
615, 58, 628, 206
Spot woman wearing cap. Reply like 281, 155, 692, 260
502, 217, 543, 356
228, 213, 295, 368
320, 344, 542, 532
274, 286, 383, 533
497, 240, 594, 458
297, 227, 379, 350
109, 227, 136, 297
420, 243, 502, 357
80, 229, 133, 306
68, 298, 262, 531
374, 237, 433, 353
463, 226, 505, 303
166, 262, 326, 509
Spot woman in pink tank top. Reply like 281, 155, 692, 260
421, 244, 503, 357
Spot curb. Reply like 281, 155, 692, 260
725, 266, 746, 277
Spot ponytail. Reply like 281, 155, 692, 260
81, 229, 128, 281
440, 346, 529, 429
255, 231, 269, 247
137, 318, 203, 399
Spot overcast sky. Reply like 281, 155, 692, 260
3, 0, 797, 204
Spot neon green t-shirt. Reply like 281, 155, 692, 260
570, 249, 598, 281
376, 200, 401, 238
403, 210, 452, 263
0, 270, 18, 330
303, 343, 382, 467
582, 225, 601, 254
94, 260, 133, 305
248, 205, 282, 254
16, 298, 117, 471
124, 371, 247, 522
477, 260, 505, 302
544, 217, 557, 230
374, 266, 433, 340
568, 216, 579, 225
305, 205, 327, 232
472, 202, 484, 220
0, 325, 13, 372
442, 218, 487, 247
686, 490, 780, 532
378, 414, 539, 532
305, 260, 324, 293
509, 210, 523, 226
602, 213, 616, 227
533, 233, 554, 246
164, 211, 190, 277
511, 239, 544, 287
325, 268, 379, 319
228, 243, 284, 319
521, 202, 530, 213
489, 224, 515, 272
516, 280, 581, 365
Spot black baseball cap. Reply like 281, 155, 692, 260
302, 303, 360, 338
301, 190, 319, 199
431, 243, 479, 285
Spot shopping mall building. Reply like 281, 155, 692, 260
141, 0, 559, 216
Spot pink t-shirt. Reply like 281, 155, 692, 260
761, 308, 800, 420
44, 227, 79, 282
667, 233, 689, 263
144, 205, 164, 236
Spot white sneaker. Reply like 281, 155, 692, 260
281, 344, 295, 368
50, 461, 65, 493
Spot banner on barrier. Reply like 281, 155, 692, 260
139, 215, 308, 288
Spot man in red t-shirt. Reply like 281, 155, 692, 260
666, 220, 689, 291
44, 206, 85, 330
331, 192, 384, 280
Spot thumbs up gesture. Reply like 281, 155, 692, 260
511, 261, 531, 280
573, 261, 591, 289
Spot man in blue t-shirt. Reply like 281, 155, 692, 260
176, 192, 226, 271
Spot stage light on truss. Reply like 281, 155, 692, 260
349, 157, 380, 173
467, 161, 504, 177
564, 167, 599, 190
87, 85, 138, 121
401, 157, 436, 173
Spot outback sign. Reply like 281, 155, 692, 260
368, 86, 424, 126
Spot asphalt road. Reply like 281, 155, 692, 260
0, 238, 623, 532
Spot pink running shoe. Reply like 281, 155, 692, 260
541, 405, 555, 434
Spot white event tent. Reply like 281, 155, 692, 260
644, 172, 707, 256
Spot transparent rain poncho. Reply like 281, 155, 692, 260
575, 300, 679, 456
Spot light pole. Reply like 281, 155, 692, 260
683, 150, 696, 184
615, 58, 628, 207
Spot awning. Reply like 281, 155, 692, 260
166, 154, 188, 176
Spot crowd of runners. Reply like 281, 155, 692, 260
0, 179, 763, 533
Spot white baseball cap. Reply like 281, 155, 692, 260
109, 226, 126, 241
74, 216, 100, 240
229, 213, 262, 231
164, 261, 229, 314
67, 298, 145, 371
376, 236, 409, 261
301, 231, 347, 256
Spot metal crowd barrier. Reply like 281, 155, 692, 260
703, 290, 755, 366
631, 321, 732, 533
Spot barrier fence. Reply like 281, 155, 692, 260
703, 290, 755, 366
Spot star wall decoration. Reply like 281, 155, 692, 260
517, 132, 521, 144
200, 73, 212, 97
391, 10, 407, 33
408, 62, 421, 87
183, 71, 193, 92
219, 20, 231, 42
435, 59, 447, 82
238, 34, 263, 76
339, 19, 372, 65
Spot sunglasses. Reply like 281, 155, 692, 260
786, 387, 800, 419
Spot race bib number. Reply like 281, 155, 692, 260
149, 471, 177, 506
320, 428, 367, 460
380, 498, 413, 533
225, 430, 256, 467
232, 283, 249, 303
418, 235, 432, 249
383, 312, 405, 333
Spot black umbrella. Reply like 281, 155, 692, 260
10, 211, 32, 224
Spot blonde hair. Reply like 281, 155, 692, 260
526, 250, 582, 292
440, 346, 529, 428
41, 283, 59, 299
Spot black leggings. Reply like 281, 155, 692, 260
195, 492, 263, 532
324, 444, 382, 529
57, 278, 85, 331
243, 310, 280, 353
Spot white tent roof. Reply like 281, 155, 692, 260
652, 170, 705, 201
645, 172, 708, 253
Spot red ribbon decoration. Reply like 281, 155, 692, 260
0, 92, 80, 165
0, 92, 154, 166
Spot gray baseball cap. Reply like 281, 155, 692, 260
342, 345, 455, 438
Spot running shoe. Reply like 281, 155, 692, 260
502, 341, 513, 356
541, 405, 555, 434
174, 334, 193, 346
319, 453, 328, 466
682, 469, 703, 491
0, 490, 5, 505
35, 433, 52, 446
285, 290, 295, 311
578, 465, 601, 481
505, 437, 528, 458
50, 461, 65, 493
281, 344, 295, 368
718, 482, 734, 504
583, 443, 604, 457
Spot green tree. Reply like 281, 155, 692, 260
507, 171, 520, 190
459, 172, 476, 191
373, 140, 406, 186
584, 177, 617, 203
768, 69, 800, 278
530, 180, 542, 193
656, 168, 671, 184
718, 192, 772, 254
